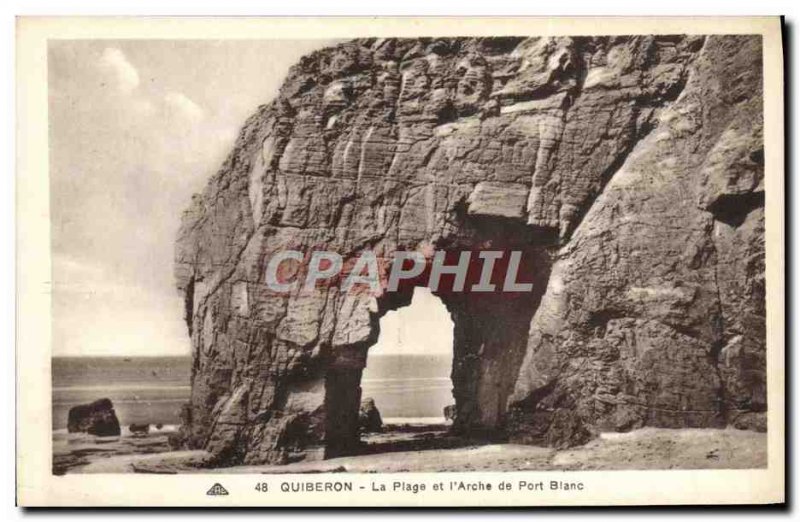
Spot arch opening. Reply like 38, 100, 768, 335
362, 287, 454, 423
323, 235, 554, 459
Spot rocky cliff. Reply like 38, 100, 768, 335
175, 35, 765, 464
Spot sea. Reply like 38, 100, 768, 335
52, 354, 453, 431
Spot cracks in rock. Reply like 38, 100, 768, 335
707, 216, 730, 424
194, 227, 259, 317
183, 275, 195, 337
560, 140, 636, 241
511, 379, 558, 411
558, 40, 702, 244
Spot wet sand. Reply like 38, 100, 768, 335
56, 424, 767, 475
52, 426, 176, 475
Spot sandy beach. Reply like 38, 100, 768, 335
55, 423, 767, 475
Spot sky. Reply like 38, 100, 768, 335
49, 40, 453, 357
369, 288, 453, 356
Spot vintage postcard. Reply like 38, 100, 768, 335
16, 16, 785, 506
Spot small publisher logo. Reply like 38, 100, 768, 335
206, 483, 229, 496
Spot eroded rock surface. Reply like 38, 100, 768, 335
175, 35, 765, 465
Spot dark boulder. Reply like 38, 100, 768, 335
67, 398, 121, 436
358, 398, 383, 433
129, 423, 150, 436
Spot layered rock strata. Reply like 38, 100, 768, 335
175, 35, 765, 464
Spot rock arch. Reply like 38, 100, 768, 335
322, 219, 554, 457
174, 35, 765, 465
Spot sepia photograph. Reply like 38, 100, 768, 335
16, 16, 785, 507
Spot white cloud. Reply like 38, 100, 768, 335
52, 254, 190, 356
164, 91, 205, 122
98, 47, 140, 94
48, 40, 340, 357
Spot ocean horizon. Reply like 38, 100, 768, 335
52, 353, 454, 431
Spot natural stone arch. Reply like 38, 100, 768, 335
322, 217, 554, 458
174, 35, 766, 466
